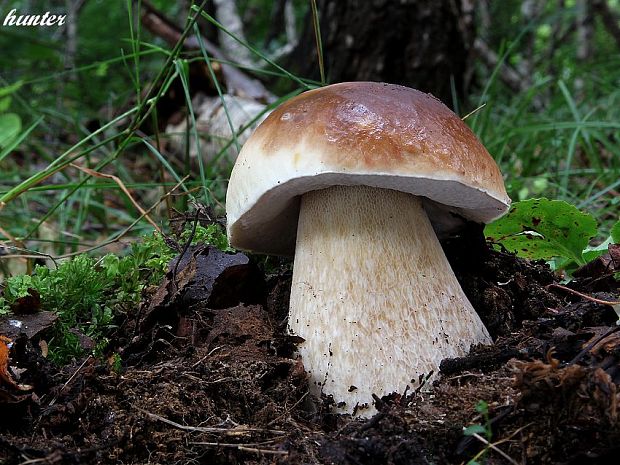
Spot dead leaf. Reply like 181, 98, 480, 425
0, 311, 57, 340
39, 339, 48, 358
0, 335, 32, 391
10, 288, 41, 314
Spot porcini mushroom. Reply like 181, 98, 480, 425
225, 82, 510, 415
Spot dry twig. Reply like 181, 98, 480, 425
546, 283, 620, 306
137, 407, 285, 436
48, 355, 93, 406
188, 440, 288, 456
469, 431, 520, 465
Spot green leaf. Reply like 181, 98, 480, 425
0, 96, 11, 112
4, 275, 35, 302
101, 254, 121, 278
0, 297, 10, 315
0, 113, 22, 148
95, 62, 109, 77
0, 116, 42, 163
0, 80, 23, 98
582, 237, 612, 263
612, 221, 620, 244
463, 424, 487, 436
485, 198, 597, 266
475, 400, 489, 414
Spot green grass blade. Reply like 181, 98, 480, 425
310, 0, 325, 85
142, 139, 189, 192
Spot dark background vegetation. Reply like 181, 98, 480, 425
0, 0, 619, 268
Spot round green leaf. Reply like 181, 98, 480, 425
0, 113, 22, 148
0, 96, 11, 112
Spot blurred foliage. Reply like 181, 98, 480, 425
236, 0, 308, 52
1, 1, 131, 113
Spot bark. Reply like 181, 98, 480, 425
288, 0, 475, 104
166, 94, 268, 165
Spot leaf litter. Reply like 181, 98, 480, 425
0, 224, 620, 464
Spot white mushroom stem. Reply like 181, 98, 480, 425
288, 185, 492, 415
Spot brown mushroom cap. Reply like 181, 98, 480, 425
226, 82, 510, 255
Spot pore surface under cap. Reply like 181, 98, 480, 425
226, 82, 510, 255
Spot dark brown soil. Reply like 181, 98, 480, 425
1, 228, 620, 464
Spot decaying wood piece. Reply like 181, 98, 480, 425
165, 93, 269, 164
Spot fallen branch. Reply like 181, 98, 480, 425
139, 0, 274, 102
0, 244, 59, 269
212, 0, 256, 68
273, 0, 298, 60
472, 38, 527, 94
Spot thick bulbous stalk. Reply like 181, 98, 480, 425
288, 185, 491, 415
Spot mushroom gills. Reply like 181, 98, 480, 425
289, 184, 491, 415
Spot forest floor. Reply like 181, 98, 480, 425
1, 226, 620, 465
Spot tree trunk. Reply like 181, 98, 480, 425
288, 0, 474, 105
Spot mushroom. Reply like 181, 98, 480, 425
225, 82, 510, 415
